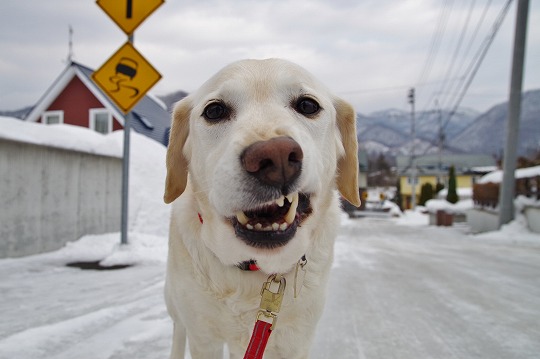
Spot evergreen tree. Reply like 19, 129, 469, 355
419, 182, 434, 206
446, 165, 459, 204
435, 181, 445, 194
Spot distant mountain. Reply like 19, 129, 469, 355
449, 89, 540, 157
157, 90, 189, 113
357, 89, 540, 158
357, 107, 478, 156
0, 106, 33, 120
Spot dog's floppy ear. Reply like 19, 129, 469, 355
334, 98, 361, 207
164, 98, 191, 204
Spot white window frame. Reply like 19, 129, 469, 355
42, 110, 64, 125
89, 108, 112, 134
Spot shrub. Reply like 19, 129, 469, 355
419, 182, 434, 206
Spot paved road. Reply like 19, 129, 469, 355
313, 217, 540, 359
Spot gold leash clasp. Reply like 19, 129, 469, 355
258, 274, 286, 330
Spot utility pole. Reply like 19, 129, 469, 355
435, 100, 444, 182
499, 0, 529, 227
408, 88, 417, 210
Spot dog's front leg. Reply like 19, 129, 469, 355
169, 322, 186, 359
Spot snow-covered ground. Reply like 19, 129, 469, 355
1, 118, 540, 358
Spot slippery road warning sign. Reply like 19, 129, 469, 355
92, 42, 162, 113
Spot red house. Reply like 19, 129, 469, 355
25, 61, 171, 145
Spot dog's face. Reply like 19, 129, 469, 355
164, 59, 359, 273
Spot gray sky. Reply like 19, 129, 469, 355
0, 0, 538, 115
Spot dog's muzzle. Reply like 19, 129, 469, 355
231, 137, 312, 248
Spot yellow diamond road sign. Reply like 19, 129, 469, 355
96, 0, 164, 35
92, 42, 162, 114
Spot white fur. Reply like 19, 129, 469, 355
164, 59, 358, 359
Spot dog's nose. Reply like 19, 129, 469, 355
241, 137, 303, 191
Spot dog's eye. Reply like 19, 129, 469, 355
203, 102, 228, 121
295, 97, 320, 116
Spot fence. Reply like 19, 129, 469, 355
0, 138, 122, 258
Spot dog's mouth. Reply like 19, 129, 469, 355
231, 192, 312, 249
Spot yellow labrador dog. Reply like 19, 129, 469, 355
164, 58, 360, 359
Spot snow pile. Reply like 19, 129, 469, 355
478, 165, 540, 184
0, 116, 123, 158
394, 208, 429, 226
474, 212, 540, 244
52, 232, 167, 266
424, 198, 474, 214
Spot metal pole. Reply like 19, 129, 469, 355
121, 33, 135, 245
499, 0, 529, 227
409, 88, 417, 210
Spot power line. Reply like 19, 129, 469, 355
436, 0, 476, 109
417, 0, 454, 86
441, 0, 513, 131
440, 0, 493, 111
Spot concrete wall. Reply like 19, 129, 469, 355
0, 138, 122, 258
466, 208, 499, 234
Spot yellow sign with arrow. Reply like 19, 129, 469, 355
96, 0, 164, 35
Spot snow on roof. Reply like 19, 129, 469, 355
0, 116, 122, 158
478, 165, 540, 184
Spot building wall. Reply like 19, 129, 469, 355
400, 174, 474, 209
0, 138, 122, 258
41, 76, 123, 131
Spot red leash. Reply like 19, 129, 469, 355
244, 320, 273, 359
243, 274, 286, 359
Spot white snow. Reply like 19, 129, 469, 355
478, 165, 540, 184
0, 116, 123, 158
1, 117, 540, 359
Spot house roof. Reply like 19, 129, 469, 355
25, 61, 171, 146
396, 154, 496, 176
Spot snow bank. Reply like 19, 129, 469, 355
0, 116, 122, 158
53, 232, 167, 266
425, 198, 474, 214
478, 165, 540, 184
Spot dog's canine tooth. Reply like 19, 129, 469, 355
286, 193, 295, 203
284, 192, 299, 224
236, 211, 249, 226
275, 196, 285, 207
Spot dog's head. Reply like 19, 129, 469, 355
164, 59, 359, 273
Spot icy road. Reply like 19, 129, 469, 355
1, 215, 539, 359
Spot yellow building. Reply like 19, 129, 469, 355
397, 154, 496, 209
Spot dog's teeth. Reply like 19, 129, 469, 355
246, 224, 254, 230
275, 196, 285, 207
263, 225, 273, 231
272, 223, 279, 231
255, 223, 262, 230
236, 211, 249, 226
284, 192, 299, 224
279, 222, 288, 231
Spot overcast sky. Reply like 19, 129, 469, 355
0, 0, 538, 115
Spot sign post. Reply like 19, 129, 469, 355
93, 0, 164, 245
